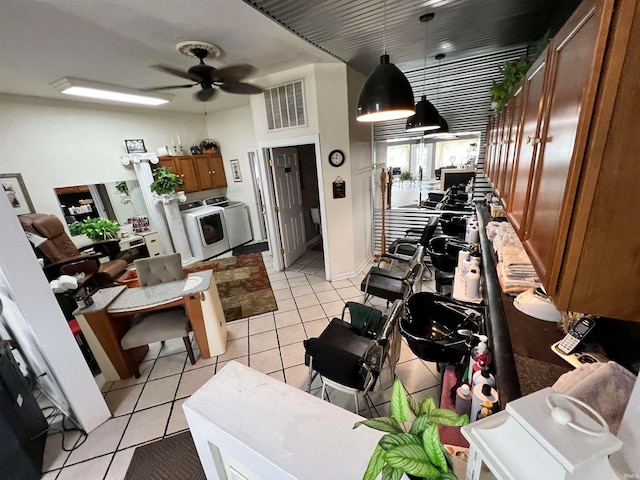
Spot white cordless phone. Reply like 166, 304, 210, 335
557, 318, 596, 355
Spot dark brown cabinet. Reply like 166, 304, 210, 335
156, 154, 226, 193
484, 0, 640, 321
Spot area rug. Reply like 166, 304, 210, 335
184, 252, 277, 322
232, 241, 269, 256
124, 431, 205, 480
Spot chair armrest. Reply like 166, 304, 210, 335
380, 253, 412, 263
43, 255, 101, 281
404, 228, 424, 235
80, 239, 122, 260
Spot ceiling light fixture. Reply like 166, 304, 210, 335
356, 0, 415, 122
51, 78, 172, 106
424, 53, 451, 138
406, 13, 441, 132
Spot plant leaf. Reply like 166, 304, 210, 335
427, 408, 463, 426
381, 465, 404, 480
422, 424, 448, 472
391, 379, 409, 424
384, 445, 440, 478
455, 414, 470, 426
437, 472, 458, 480
354, 417, 403, 434
409, 414, 432, 436
407, 395, 421, 417
379, 433, 421, 451
420, 396, 436, 416
363, 445, 386, 480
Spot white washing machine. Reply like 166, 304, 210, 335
179, 201, 230, 260
204, 197, 252, 249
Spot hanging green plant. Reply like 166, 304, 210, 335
150, 166, 184, 195
490, 60, 531, 112
69, 217, 120, 242
115, 181, 129, 196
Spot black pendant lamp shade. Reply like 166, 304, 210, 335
356, 54, 415, 122
424, 115, 449, 137
405, 95, 441, 132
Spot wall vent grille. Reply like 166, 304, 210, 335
264, 80, 306, 130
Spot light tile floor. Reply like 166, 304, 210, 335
40, 248, 441, 479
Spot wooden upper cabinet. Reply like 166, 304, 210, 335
210, 154, 227, 189
507, 54, 549, 236
523, 0, 612, 291
156, 154, 227, 193
156, 156, 199, 193
483, 117, 495, 179
497, 85, 524, 205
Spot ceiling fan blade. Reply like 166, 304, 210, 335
141, 83, 196, 92
153, 64, 202, 82
220, 81, 263, 94
196, 88, 217, 102
215, 64, 257, 82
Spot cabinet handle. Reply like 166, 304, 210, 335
212, 170, 216, 174
526, 136, 541, 145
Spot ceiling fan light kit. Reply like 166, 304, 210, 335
51, 77, 172, 106
356, 0, 415, 122
406, 12, 442, 132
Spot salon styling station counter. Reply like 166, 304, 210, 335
74, 270, 227, 381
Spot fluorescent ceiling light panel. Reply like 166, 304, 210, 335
51, 78, 172, 106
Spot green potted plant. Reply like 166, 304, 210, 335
354, 379, 469, 480
69, 217, 120, 241
115, 181, 129, 196
490, 60, 531, 111
150, 166, 184, 195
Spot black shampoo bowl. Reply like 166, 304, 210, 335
400, 292, 483, 362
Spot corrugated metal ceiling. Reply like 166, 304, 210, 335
243, 0, 564, 74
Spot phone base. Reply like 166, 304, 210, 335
551, 341, 609, 369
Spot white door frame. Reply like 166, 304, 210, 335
257, 135, 330, 279
245, 148, 267, 242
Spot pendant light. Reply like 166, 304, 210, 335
406, 13, 441, 132
356, 0, 415, 122
424, 53, 450, 137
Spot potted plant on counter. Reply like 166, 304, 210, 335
69, 217, 120, 241
489, 60, 531, 111
354, 379, 469, 480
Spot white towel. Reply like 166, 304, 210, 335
552, 361, 636, 434
57, 275, 78, 290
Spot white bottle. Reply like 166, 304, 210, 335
455, 384, 472, 417
458, 249, 471, 268
466, 225, 479, 243
470, 383, 499, 422
461, 256, 472, 277
465, 268, 480, 299
472, 368, 496, 389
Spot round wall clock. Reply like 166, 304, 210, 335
328, 149, 346, 167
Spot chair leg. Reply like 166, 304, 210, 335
354, 392, 359, 415
183, 336, 196, 365
321, 380, 327, 402
307, 358, 315, 393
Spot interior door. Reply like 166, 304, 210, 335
271, 147, 306, 268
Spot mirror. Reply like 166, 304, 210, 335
54, 180, 148, 234
373, 133, 480, 209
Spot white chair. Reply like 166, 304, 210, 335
120, 253, 196, 377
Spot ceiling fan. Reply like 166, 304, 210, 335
144, 41, 263, 102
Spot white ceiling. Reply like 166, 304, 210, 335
0, 0, 339, 114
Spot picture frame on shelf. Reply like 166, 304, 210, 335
1, 173, 34, 215
125, 139, 147, 153
230, 159, 242, 182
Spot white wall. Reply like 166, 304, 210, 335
0, 94, 208, 224
204, 105, 263, 241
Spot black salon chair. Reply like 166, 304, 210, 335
361, 246, 425, 306
304, 300, 403, 415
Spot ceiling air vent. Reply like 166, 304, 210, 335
263, 80, 306, 131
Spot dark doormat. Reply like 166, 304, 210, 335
232, 241, 269, 256
124, 431, 205, 480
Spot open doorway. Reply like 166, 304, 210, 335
257, 135, 327, 278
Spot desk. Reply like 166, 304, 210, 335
75, 270, 227, 381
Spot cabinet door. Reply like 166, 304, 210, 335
173, 156, 199, 193
210, 154, 227, 188
507, 54, 549, 236
483, 117, 495, 179
523, 0, 611, 291
498, 84, 524, 207
193, 155, 216, 191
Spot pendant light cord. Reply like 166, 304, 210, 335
383, 0, 387, 54
436, 56, 441, 107
422, 19, 427, 96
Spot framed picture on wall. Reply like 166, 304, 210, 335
125, 139, 147, 153
1, 173, 34, 215
230, 159, 242, 182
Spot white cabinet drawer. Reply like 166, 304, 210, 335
143, 232, 165, 257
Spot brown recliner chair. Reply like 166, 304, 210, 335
19, 213, 128, 287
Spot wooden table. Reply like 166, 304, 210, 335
75, 270, 227, 381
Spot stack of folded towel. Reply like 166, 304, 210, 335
488, 222, 541, 295
49, 275, 78, 293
